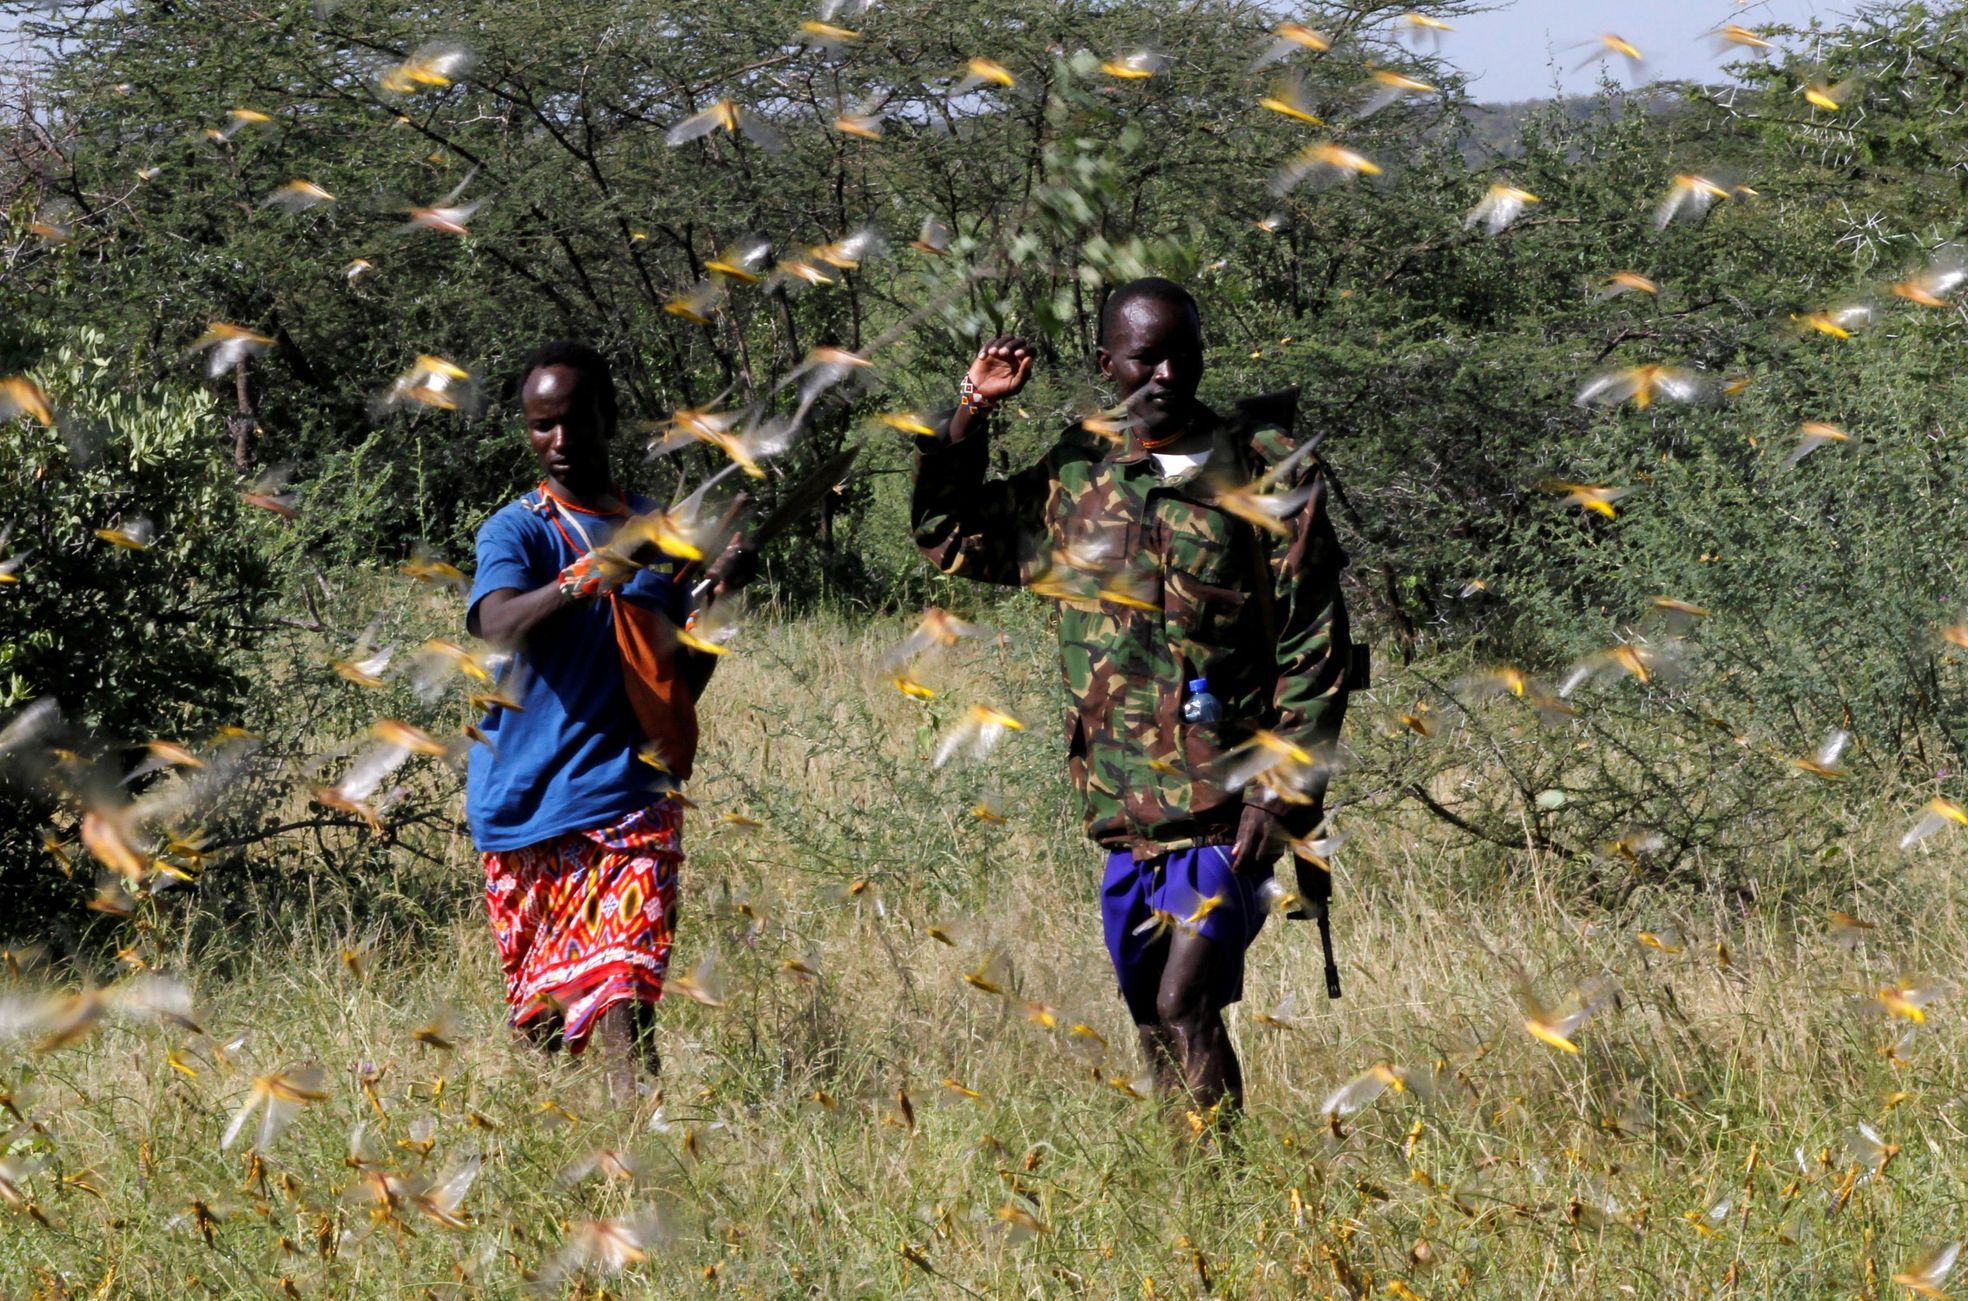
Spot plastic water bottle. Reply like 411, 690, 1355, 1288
1181, 677, 1223, 725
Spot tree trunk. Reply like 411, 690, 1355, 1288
229, 358, 255, 474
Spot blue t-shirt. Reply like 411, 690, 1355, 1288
464, 491, 691, 852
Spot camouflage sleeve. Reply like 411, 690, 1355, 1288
1251, 461, 1352, 815
909, 414, 1051, 588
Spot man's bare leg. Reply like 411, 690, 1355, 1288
1120, 938, 1183, 1095
1135, 1022, 1182, 1095
596, 1003, 643, 1103
1154, 928, 1244, 1116
519, 1015, 564, 1053
630, 1000, 663, 1077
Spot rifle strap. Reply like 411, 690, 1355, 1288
1316, 897, 1342, 1000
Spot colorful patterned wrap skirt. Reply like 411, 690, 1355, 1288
482, 797, 683, 1054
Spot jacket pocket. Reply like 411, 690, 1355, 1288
1165, 568, 1250, 647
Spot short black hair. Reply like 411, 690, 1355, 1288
516, 339, 619, 437
1098, 277, 1202, 346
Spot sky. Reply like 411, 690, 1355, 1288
1444, 0, 1845, 102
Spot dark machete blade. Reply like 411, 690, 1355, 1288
748, 443, 862, 548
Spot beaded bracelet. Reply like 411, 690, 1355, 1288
558, 555, 602, 601
957, 373, 997, 417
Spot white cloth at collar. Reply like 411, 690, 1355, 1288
1150, 448, 1211, 480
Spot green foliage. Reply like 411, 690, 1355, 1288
0, 328, 278, 926
7, 1, 1968, 906
4, 0, 1478, 573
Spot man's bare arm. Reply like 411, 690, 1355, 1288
468, 582, 567, 648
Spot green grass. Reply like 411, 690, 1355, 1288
5, 598, 1967, 1298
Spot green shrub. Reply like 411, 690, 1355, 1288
0, 329, 279, 936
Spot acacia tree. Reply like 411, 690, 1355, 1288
2, 1, 1476, 565
10, 2, 1968, 903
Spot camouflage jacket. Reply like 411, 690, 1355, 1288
912, 391, 1355, 858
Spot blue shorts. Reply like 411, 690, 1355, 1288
1100, 844, 1267, 1025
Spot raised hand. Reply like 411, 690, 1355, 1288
701, 531, 758, 601
965, 336, 1035, 405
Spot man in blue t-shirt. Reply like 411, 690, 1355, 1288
467, 340, 747, 1101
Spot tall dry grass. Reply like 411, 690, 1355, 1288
5, 597, 1967, 1297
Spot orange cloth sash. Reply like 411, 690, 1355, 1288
531, 485, 699, 782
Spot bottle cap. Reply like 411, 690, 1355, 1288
1185, 678, 1209, 693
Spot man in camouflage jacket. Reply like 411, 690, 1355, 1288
911, 278, 1356, 1116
